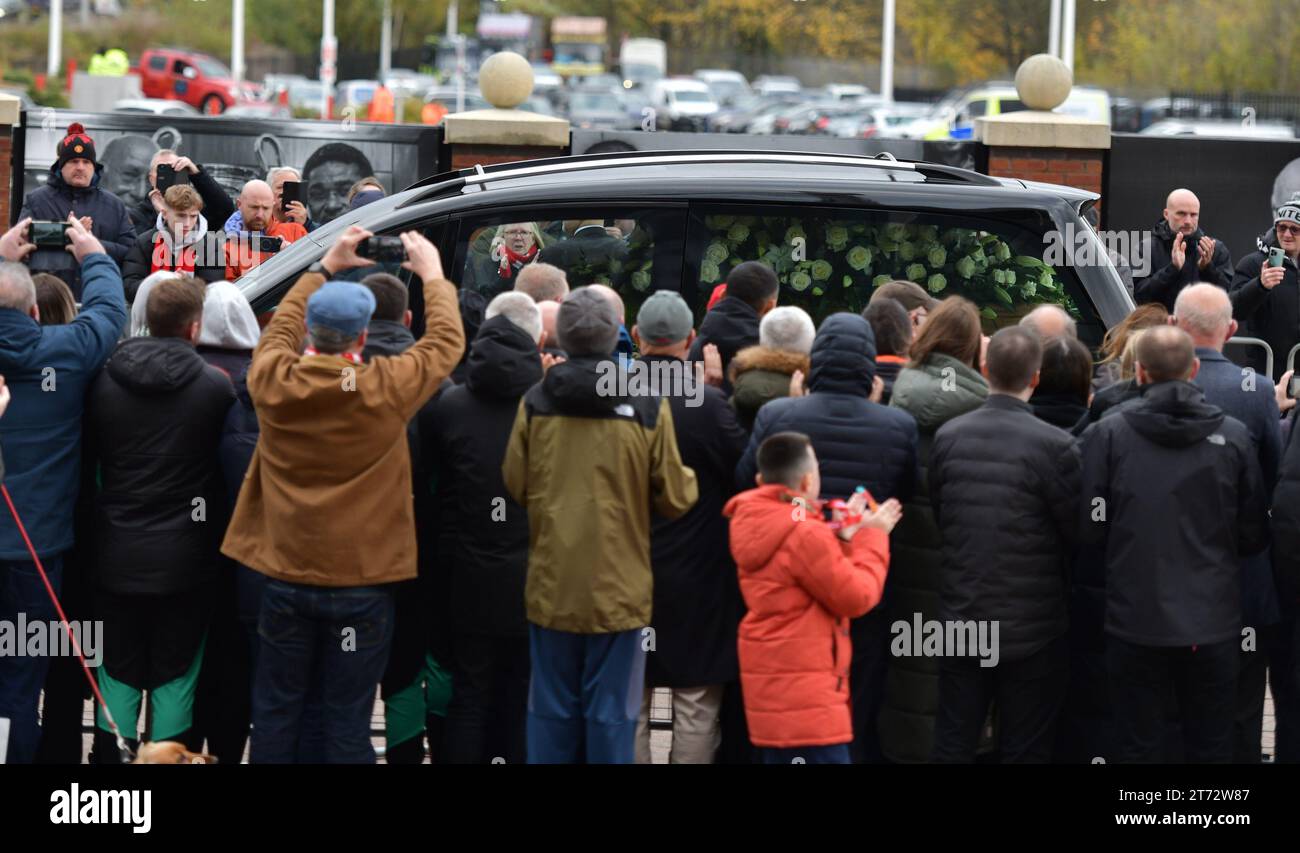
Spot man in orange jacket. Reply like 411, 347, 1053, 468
225, 180, 308, 281
724, 431, 901, 764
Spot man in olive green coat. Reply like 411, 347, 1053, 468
503, 287, 698, 764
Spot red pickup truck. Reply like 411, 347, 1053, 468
134, 48, 261, 114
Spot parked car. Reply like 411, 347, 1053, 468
1139, 119, 1297, 140
219, 103, 293, 120
261, 73, 309, 101
112, 97, 200, 116
232, 150, 1133, 352
383, 68, 437, 100
896, 83, 1111, 139
825, 83, 871, 102
858, 102, 935, 138
334, 79, 379, 117
134, 47, 261, 114
650, 78, 718, 131
745, 98, 810, 135
567, 87, 631, 130
693, 69, 751, 107
752, 75, 802, 97
288, 80, 327, 114
423, 87, 491, 113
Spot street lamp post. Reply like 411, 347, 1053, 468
881, 0, 895, 104
1049, 0, 1062, 57
1061, 0, 1076, 72
232, 0, 246, 85
48, 0, 62, 80
321, 0, 337, 120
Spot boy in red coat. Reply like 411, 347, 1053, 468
724, 431, 901, 764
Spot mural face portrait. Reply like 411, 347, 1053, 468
99, 134, 160, 211
302, 142, 376, 225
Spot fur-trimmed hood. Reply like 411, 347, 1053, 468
728, 345, 810, 383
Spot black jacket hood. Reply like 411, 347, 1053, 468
1122, 380, 1225, 448
809, 312, 877, 396
466, 315, 543, 400
542, 355, 625, 417
106, 336, 207, 396
362, 319, 417, 360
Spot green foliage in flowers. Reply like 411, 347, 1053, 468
699, 214, 1077, 322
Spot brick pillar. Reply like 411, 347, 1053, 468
977, 112, 1111, 223
442, 111, 570, 170
987, 147, 1105, 218
0, 93, 18, 229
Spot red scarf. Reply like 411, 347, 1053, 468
497, 244, 538, 279
303, 346, 363, 365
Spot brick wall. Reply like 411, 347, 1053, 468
0, 127, 11, 229
987, 146, 1105, 219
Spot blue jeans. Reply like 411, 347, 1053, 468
759, 744, 852, 764
249, 579, 394, 764
0, 556, 63, 764
526, 624, 646, 764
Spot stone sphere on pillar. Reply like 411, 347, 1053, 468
1014, 54, 1073, 111
478, 51, 534, 110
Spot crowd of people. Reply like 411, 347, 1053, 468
1, 130, 1299, 763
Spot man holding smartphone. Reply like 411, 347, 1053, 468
131, 150, 235, 235
224, 180, 309, 281
1229, 193, 1300, 381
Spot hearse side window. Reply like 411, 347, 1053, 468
686, 205, 1105, 347
450, 208, 686, 322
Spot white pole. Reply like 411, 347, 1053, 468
80, 0, 89, 28
455, 35, 465, 113
232, 0, 246, 84
881, 0, 895, 104
321, 0, 336, 119
446, 0, 458, 40
1049, 0, 1062, 57
1061, 0, 1076, 72
48, 0, 62, 80
380, 0, 392, 81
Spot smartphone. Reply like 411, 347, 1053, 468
1269, 246, 1286, 268
1289, 374, 1300, 400
31, 221, 71, 249
256, 235, 284, 254
280, 180, 301, 214
358, 235, 406, 263
155, 163, 189, 193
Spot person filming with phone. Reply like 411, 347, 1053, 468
1133, 188, 1234, 311
1230, 192, 1300, 382
225, 179, 308, 281
132, 149, 236, 235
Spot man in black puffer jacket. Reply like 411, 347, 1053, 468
426, 293, 545, 764
1229, 194, 1300, 382
929, 327, 1081, 762
736, 312, 919, 763
19, 123, 136, 297
689, 261, 779, 395
1132, 188, 1234, 311
85, 277, 235, 761
1079, 325, 1268, 763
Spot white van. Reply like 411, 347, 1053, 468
650, 78, 719, 131
693, 69, 751, 107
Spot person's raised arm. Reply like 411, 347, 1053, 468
248, 225, 372, 398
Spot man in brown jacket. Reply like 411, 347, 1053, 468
223, 225, 464, 763
503, 286, 698, 764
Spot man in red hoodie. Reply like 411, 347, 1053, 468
724, 431, 901, 764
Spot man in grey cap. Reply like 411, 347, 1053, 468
503, 286, 698, 764
628, 290, 748, 764
223, 225, 465, 764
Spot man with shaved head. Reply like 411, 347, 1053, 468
1019, 305, 1077, 340
1079, 322, 1268, 763
225, 179, 308, 280
1175, 283, 1289, 763
1133, 188, 1234, 311
587, 282, 634, 357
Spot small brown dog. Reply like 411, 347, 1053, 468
132, 742, 218, 764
